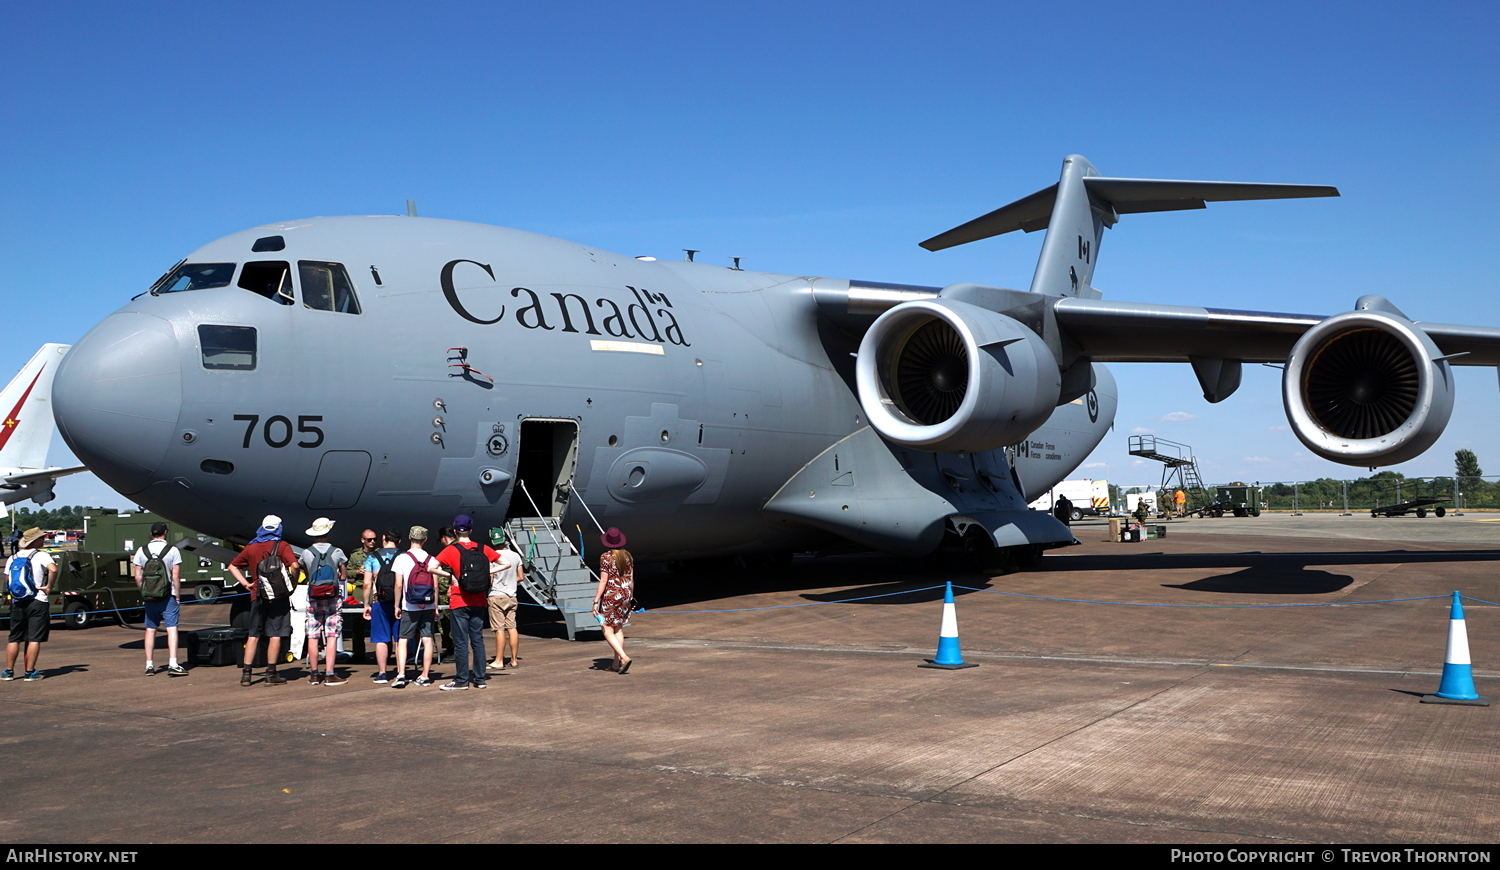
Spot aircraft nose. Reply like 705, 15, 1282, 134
54, 312, 183, 496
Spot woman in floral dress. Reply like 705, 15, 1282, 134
592, 527, 634, 674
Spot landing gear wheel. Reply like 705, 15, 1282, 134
63, 601, 89, 630
195, 583, 220, 602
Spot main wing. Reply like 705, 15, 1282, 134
1050, 297, 1500, 366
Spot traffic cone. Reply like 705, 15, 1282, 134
919, 582, 978, 670
1421, 591, 1490, 706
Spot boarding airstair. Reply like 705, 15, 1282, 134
1127, 435, 1206, 511
503, 516, 599, 641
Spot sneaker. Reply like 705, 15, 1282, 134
323, 672, 348, 686
308, 672, 324, 686
371, 672, 389, 684
144, 664, 157, 676
390, 675, 408, 688
266, 671, 287, 685
414, 676, 434, 687
1, 670, 13, 681
471, 682, 487, 689
439, 680, 468, 691
167, 664, 187, 676
23, 670, 42, 682
240, 669, 253, 687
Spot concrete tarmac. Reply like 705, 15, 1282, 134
3, 521, 1497, 844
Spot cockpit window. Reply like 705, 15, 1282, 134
149, 262, 236, 295
298, 262, 361, 314
198, 325, 257, 371
238, 261, 294, 306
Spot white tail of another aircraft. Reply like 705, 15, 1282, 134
0, 344, 69, 471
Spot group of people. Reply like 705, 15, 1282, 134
225, 513, 637, 689
3, 513, 638, 687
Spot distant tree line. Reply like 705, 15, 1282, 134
1114, 451, 1495, 512
4, 505, 118, 534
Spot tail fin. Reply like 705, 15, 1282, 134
0, 344, 70, 471
919, 154, 1338, 298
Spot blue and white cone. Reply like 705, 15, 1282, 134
1421, 591, 1490, 706
919, 582, 978, 670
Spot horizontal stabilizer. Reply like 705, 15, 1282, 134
921, 177, 1339, 251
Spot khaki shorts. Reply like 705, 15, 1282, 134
488, 595, 517, 631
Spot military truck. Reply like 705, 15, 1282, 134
1, 511, 238, 631
1195, 483, 1263, 518
81, 511, 235, 602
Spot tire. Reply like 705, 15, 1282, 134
1416, 507, 1427, 518
1233, 508, 1247, 518
195, 583, 220, 602
1371, 511, 1379, 518
1070, 508, 1084, 522
62, 601, 89, 630
1211, 509, 1223, 518
1436, 507, 1446, 517
1250, 510, 1260, 517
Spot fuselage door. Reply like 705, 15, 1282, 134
305, 450, 372, 510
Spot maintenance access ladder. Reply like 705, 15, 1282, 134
1127, 435, 1205, 499
503, 516, 599, 641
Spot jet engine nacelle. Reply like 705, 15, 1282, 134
855, 298, 1060, 453
1282, 308, 1454, 466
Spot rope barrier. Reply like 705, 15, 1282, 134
949, 585, 1463, 609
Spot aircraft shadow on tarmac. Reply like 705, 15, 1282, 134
1041, 548, 1500, 595
1161, 565, 1353, 595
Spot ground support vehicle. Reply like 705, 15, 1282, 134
83, 511, 234, 601
1371, 497, 1447, 518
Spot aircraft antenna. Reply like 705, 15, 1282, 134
683, 249, 698, 262
406, 200, 418, 217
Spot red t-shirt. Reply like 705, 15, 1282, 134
435, 540, 498, 608
230, 540, 300, 601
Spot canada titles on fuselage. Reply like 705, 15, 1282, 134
441, 259, 690, 347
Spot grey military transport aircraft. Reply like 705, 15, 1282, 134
51, 155, 1500, 572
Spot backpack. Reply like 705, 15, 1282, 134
8, 552, 38, 600
373, 550, 398, 605
139, 541, 172, 602
256, 544, 291, 600
404, 555, 436, 606
307, 544, 340, 599
453, 543, 490, 595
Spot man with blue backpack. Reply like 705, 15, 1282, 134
299, 517, 349, 686
5, 527, 56, 682
361, 529, 402, 684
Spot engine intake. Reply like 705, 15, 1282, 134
1282, 309, 1453, 466
856, 299, 1060, 453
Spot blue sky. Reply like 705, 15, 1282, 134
3, 1, 1497, 508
